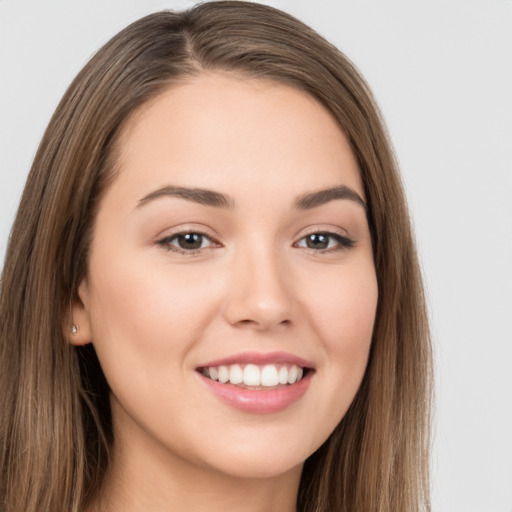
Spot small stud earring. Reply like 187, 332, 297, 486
71, 324, 79, 334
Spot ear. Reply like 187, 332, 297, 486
65, 279, 93, 346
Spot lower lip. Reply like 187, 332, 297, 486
198, 372, 313, 414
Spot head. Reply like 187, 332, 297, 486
0, 2, 432, 512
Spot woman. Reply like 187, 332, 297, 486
0, 2, 432, 511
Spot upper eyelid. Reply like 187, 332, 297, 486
295, 225, 352, 241
156, 225, 221, 242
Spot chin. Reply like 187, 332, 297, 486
203, 452, 305, 481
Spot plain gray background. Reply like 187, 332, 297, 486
1, 1, 511, 511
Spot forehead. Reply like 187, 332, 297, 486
111, 72, 364, 201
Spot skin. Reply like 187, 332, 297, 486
71, 73, 378, 512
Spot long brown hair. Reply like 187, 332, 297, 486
0, 2, 432, 511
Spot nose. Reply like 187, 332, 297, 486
222, 246, 294, 331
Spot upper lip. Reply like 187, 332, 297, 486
197, 351, 315, 369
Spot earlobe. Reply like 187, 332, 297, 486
65, 280, 93, 346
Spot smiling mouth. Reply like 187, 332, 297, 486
196, 353, 315, 413
197, 363, 310, 389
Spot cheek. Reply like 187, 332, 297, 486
85, 251, 222, 371
292, 260, 377, 452
306, 261, 378, 352
84, 253, 228, 433
304, 259, 377, 402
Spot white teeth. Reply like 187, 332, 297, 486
229, 364, 243, 385
287, 365, 298, 384
261, 364, 279, 386
218, 365, 229, 383
203, 363, 306, 387
243, 364, 261, 386
278, 366, 289, 384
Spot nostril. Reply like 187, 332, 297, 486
234, 317, 292, 330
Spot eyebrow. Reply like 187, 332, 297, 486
294, 185, 366, 210
137, 184, 366, 211
137, 186, 234, 209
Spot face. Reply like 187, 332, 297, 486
73, 73, 378, 482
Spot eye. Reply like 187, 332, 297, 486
295, 232, 354, 252
157, 231, 218, 253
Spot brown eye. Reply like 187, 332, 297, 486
305, 233, 329, 249
296, 232, 355, 252
176, 233, 204, 250
158, 232, 217, 253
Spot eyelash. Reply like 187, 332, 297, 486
156, 230, 355, 255
293, 231, 355, 253
156, 231, 220, 255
